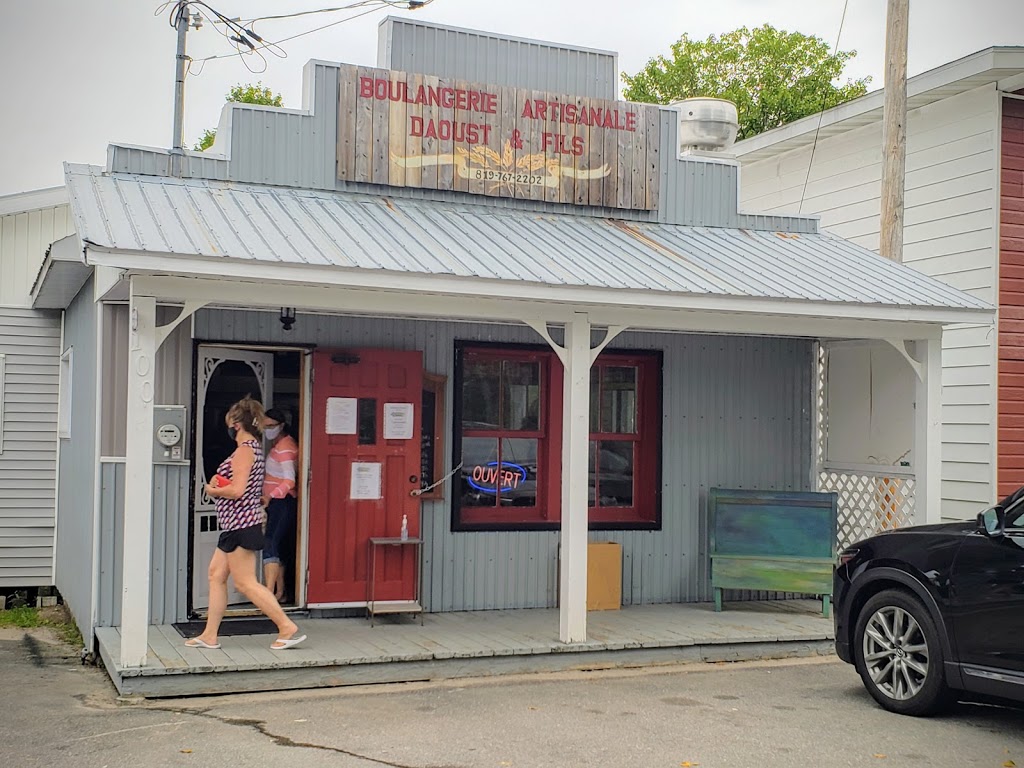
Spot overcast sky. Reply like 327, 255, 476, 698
1, 0, 1021, 197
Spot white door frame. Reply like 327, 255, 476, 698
192, 345, 274, 610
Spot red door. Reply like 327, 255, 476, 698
307, 349, 423, 605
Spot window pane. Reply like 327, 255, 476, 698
461, 437, 499, 507
357, 397, 377, 445
601, 366, 637, 434
588, 440, 598, 507
597, 441, 634, 507
501, 360, 540, 431
500, 438, 538, 506
463, 359, 501, 430
590, 369, 600, 432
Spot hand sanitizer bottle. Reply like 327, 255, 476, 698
400, 514, 409, 541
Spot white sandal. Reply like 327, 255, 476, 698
270, 633, 307, 651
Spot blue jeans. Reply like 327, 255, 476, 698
263, 496, 297, 565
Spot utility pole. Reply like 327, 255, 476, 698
880, 0, 909, 262
170, 2, 199, 176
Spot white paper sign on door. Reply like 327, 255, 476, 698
384, 402, 414, 440
350, 462, 382, 500
326, 397, 357, 435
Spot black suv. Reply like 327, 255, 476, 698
833, 491, 1024, 716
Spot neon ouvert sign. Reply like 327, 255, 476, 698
467, 461, 528, 494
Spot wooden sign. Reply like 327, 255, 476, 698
336, 64, 660, 210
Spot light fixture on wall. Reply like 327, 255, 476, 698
279, 307, 296, 332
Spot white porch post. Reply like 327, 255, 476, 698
560, 313, 592, 643
914, 337, 942, 525
120, 288, 157, 668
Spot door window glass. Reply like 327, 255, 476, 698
202, 360, 262, 487
357, 397, 378, 445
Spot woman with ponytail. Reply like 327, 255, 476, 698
185, 396, 306, 651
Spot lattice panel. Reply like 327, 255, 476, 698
815, 342, 827, 467
820, 470, 917, 551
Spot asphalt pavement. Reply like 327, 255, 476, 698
2, 626, 1022, 768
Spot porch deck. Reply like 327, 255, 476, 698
96, 601, 834, 698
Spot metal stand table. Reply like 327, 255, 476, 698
366, 537, 424, 626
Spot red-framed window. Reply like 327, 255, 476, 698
588, 353, 661, 527
452, 343, 661, 531
453, 345, 563, 528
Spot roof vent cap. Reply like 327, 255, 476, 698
670, 97, 739, 152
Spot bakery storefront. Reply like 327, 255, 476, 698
39, 19, 988, 690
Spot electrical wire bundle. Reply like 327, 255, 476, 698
156, 0, 435, 75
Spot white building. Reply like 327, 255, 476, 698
737, 47, 1024, 521
0, 187, 72, 590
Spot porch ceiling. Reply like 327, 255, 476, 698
63, 163, 989, 326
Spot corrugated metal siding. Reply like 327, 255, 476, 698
0, 203, 74, 307
192, 308, 812, 609
0, 307, 61, 587
379, 18, 618, 100
66, 163, 986, 312
55, 279, 96, 629
107, 62, 818, 233
999, 96, 1024, 498
97, 461, 190, 627
101, 304, 191, 457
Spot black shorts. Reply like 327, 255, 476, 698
217, 524, 265, 553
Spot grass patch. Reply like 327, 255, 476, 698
0, 605, 83, 648
0, 605, 39, 628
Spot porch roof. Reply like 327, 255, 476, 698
63, 163, 989, 321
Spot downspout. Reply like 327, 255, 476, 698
52, 309, 65, 595
88, 285, 104, 656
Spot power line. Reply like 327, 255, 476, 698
245, 1, 430, 24
797, 0, 851, 214
159, 0, 435, 74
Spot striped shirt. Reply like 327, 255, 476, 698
215, 439, 265, 531
264, 434, 299, 499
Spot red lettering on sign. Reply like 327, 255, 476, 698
413, 118, 489, 145
359, 77, 374, 98
626, 112, 637, 132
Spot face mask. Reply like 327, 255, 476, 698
228, 426, 238, 441
264, 425, 282, 440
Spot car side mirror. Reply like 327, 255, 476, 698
978, 506, 1006, 537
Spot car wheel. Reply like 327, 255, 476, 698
853, 589, 950, 716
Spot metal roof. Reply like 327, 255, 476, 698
735, 46, 1024, 163
64, 163, 988, 313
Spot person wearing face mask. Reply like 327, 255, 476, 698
185, 396, 305, 651
261, 408, 299, 602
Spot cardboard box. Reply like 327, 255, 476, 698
587, 542, 622, 611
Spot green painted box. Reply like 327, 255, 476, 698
708, 488, 838, 616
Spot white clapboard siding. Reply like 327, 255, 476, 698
0, 308, 61, 586
0, 201, 74, 308
739, 85, 1000, 520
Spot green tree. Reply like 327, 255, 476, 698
193, 82, 285, 151
622, 25, 870, 141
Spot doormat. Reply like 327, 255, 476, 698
172, 618, 279, 638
